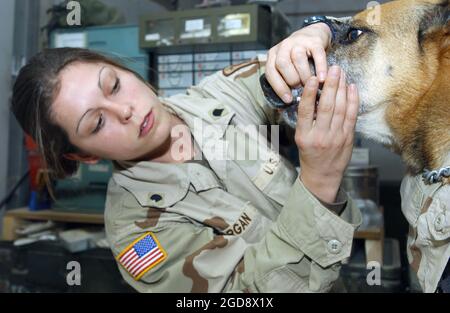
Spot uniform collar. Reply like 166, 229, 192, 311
112, 94, 235, 208
162, 93, 235, 140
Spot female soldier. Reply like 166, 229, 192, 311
11, 21, 361, 292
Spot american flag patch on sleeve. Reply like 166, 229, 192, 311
116, 232, 167, 280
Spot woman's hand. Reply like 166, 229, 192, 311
295, 66, 359, 203
265, 23, 332, 104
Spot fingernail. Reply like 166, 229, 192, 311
330, 66, 340, 77
283, 93, 292, 103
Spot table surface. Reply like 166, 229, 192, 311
4, 207, 104, 224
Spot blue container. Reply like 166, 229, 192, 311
28, 190, 52, 211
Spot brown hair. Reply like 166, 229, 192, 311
10, 48, 151, 196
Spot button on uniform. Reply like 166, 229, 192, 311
263, 156, 279, 175
434, 213, 446, 232
327, 239, 342, 254
149, 193, 163, 204
209, 107, 227, 119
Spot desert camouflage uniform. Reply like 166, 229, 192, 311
104, 56, 362, 293
401, 154, 450, 293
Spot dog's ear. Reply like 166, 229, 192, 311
447, 4, 450, 29
442, 0, 449, 31
419, 1, 449, 30
418, 0, 449, 49
442, 1, 449, 49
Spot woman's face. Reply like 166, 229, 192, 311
51, 61, 173, 161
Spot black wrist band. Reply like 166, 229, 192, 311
302, 15, 337, 42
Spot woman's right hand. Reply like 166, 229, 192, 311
295, 65, 359, 204
265, 23, 332, 103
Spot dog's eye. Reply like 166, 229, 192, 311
346, 29, 364, 42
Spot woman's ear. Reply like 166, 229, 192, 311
63, 153, 100, 164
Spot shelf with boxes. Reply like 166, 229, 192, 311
140, 4, 289, 98
139, 4, 290, 50
157, 49, 267, 97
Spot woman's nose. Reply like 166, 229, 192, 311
109, 102, 133, 122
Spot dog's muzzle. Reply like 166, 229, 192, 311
260, 73, 321, 128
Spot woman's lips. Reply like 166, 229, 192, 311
139, 110, 154, 138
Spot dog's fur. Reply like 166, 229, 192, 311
327, 0, 449, 179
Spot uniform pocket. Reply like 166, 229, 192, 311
252, 152, 297, 206
425, 198, 450, 242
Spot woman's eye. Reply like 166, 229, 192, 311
346, 29, 364, 42
93, 113, 104, 134
112, 78, 120, 94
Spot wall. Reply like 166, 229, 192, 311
277, 0, 390, 27
39, 0, 168, 28
101, 0, 168, 23
0, 0, 16, 230
6, 0, 43, 214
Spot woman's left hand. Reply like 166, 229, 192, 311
295, 66, 359, 203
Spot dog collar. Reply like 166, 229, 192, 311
302, 16, 337, 42
422, 166, 450, 184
